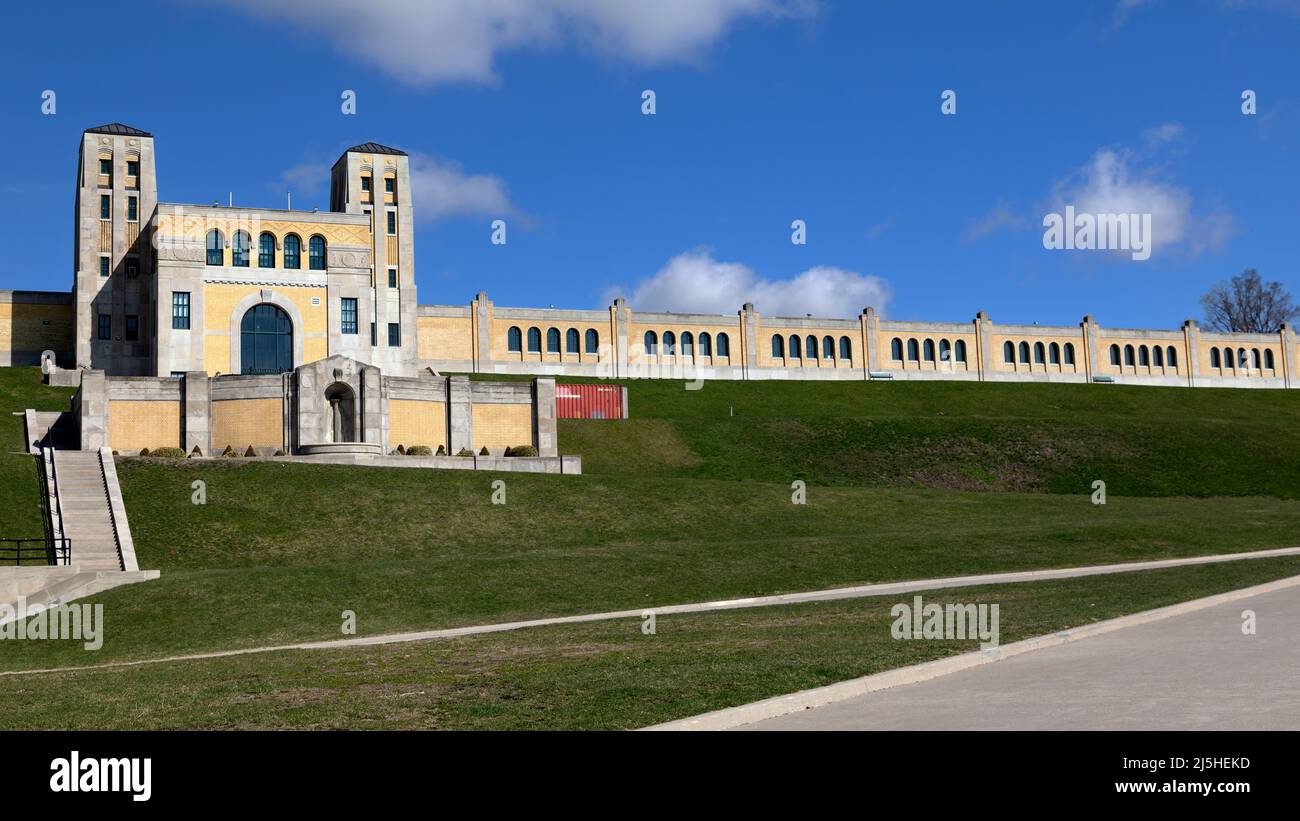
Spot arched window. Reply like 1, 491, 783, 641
955, 340, 968, 363
283, 234, 301, 269
1265, 349, 1275, 370
807, 335, 818, 360
309, 235, 326, 270
1167, 346, 1177, 368
907, 338, 919, 361
923, 339, 936, 362
1138, 346, 1149, 367
1019, 341, 1030, 364
644, 331, 657, 356
546, 328, 561, 353
205, 229, 224, 265
1034, 342, 1045, 364
699, 332, 712, 357
893, 338, 905, 360
1004, 341, 1015, 363
1153, 346, 1164, 367
790, 335, 802, 359
1252, 348, 1261, 369
823, 336, 834, 359
1211, 348, 1221, 368
682, 332, 694, 356
1123, 345, 1135, 366
839, 336, 851, 360
258, 232, 276, 268
1063, 343, 1075, 365
240, 303, 292, 375
1109, 344, 1120, 366
938, 339, 951, 362
585, 328, 599, 354
231, 230, 251, 267
565, 328, 579, 354
507, 326, 522, 353
716, 333, 730, 357
772, 334, 785, 359
527, 327, 541, 353
1048, 342, 1060, 365
663, 331, 676, 356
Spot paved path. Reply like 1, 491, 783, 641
4, 546, 1299, 677
729, 577, 1300, 730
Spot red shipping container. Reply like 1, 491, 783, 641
555, 383, 626, 419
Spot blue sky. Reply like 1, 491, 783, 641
2, 0, 1298, 328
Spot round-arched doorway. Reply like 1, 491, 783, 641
240, 303, 293, 375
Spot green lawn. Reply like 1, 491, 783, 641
3, 556, 1297, 730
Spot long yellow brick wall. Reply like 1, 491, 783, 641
471, 404, 532, 451
211, 398, 283, 452
108, 400, 182, 452
0, 301, 74, 362
417, 316, 473, 361
389, 399, 447, 450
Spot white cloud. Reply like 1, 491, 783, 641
606, 249, 890, 318
408, 154, 518, 223
211, 0, 816, 86
965, 202, 1027, 241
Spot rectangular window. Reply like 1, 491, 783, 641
99, 158, 111, 175
99, 194, 110, 220
97, 314, 111, 340
385, 177, 395, 193
360, 176, 371, 192
125, 315, 139, 342
172, 292, 190, 330
370, 322, 376, 347
127, 160, 139, 177
99, 256, 109, 277
388, 322, 399, 347
388, 268, 397, 288
127, 196, 138, 221
341, 298, 358, 335
386, 211, 397, 236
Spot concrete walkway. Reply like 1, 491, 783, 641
4, 545, 1299, 677
652, 574, 1300, 730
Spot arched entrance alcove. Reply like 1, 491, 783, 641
240, 303, 293, 375
324, 381, 357, 443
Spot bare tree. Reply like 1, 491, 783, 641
1200, 269, 1297, 333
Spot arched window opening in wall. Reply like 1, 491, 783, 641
1048, 342, 1060, 365
1265, 349, 1275, 370
205, 229, 224, 266
823, 336, 834, 359
585, 329, 599, 354
663, 331, 676, 356
893, 338, 905, 360
839, 336, 851, 361
324, 382, 356, 443
1034, 342, 1045, 364
507, 326, 522, 353
939, 339, 951, 362
923, 339, 936, 362
1109, 344, 1120, 366
1124, 345, 1135, 366
681, 332, 694, 356
1019, 341, 1030, 364
1063, 343, 1075, 365
258, 232, 276, 268
716, 333, 730, 357
565, 328, 579, 354
955, 340, 968, 363
546, 327, 560, 353
644, 330, 657, 355
772, 334, 784, 358
231, 230, 251, 268
805, 335, 817, 360
907, 338, 919, 361
1252, 348, 1261, 369
240, 303, 293, 375
1139, 346, 1149, 367
309, 235, 326, 270
1004, 341, 1015, 363
527, 327, 541, 353
283, 233, 301, 269
790, 335, 802, 359
1211, 347, 1222, 368
1166, 346, 1177, 368
1237, 348, 1248, 369
1153, 346, 1164, 367
699, 332, 712, 357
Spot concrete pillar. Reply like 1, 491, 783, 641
1183, 320, 1200, 388
863, 307, 878, 376
182, 371, 210, 455
613, 298, 629, 379
975, 311, 993, 382
361, 366, 384, 446
742, 302, 758, 379
1279, 322, 1294, 389
534, 377, 558, 457
1081, 315, 1099, 382
447, 375, 472, 454
78, 370, 108, 451
473, 291, 492, 374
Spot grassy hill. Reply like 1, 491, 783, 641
0, 368, 74, 536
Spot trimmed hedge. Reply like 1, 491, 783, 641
505, 445, 539, 457
145, 447, 187, 459
407, 445, 433, 456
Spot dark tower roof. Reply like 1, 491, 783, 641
347, 142, 407, 156
84, 123, 153, 137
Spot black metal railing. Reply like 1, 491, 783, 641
0, 537, 71, 566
